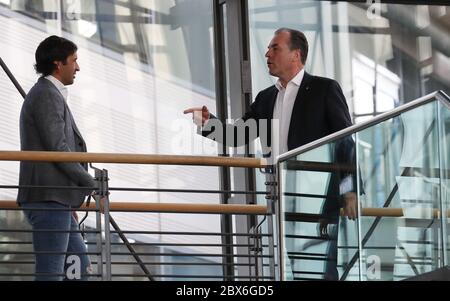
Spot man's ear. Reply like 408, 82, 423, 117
291, 50, 299, 62
297, 49, 302, 63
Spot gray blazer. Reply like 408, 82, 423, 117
17, 77, 96, 207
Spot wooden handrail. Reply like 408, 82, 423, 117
0, 151, 267, 168
285, 160, 356, 173
359, 208, 403, 217
1, 199, 447, 217
0, 200, 269, 215
285, 208, 449, 222
359, 207, 449, 218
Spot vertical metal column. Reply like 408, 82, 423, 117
95, 197, 103, 280
213, 0, 255, 280
212, 0, 234, 280
265, 167, 278, 280
223, 0, 254, 280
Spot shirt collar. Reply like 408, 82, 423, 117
275, 68, 305, 91
44, 75, 68, 100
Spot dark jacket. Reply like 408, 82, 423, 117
202, 72, 352, 155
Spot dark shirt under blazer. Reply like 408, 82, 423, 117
17, 77, 95, 207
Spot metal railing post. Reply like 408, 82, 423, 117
248, 225, 258, 280
95, 196, 103, 280
264, 166, 277, 280
93, 167, 111, 281
102, 169, 112, 281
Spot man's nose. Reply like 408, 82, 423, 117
75, 63, 80, 71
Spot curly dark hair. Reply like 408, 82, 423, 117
34, 36, 78, 76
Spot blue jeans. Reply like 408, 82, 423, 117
21, 202, 91, 281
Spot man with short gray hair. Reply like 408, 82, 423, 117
185, 28, 356, 280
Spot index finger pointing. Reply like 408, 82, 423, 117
183, 107, 203, 114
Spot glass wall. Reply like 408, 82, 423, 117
248, 2, 450, 279
0, 0, 221, 279
248, 1, 450, 123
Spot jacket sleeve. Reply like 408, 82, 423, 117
321, 81, 357, 219
199, 95, 262, 147
325, 80, 352, 132
32, 90, 96, 188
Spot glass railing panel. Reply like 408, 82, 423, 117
356, 101, 442, 280
278, 134, 359, 281
354, 113, 406, 281
278, 93, 450, 281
